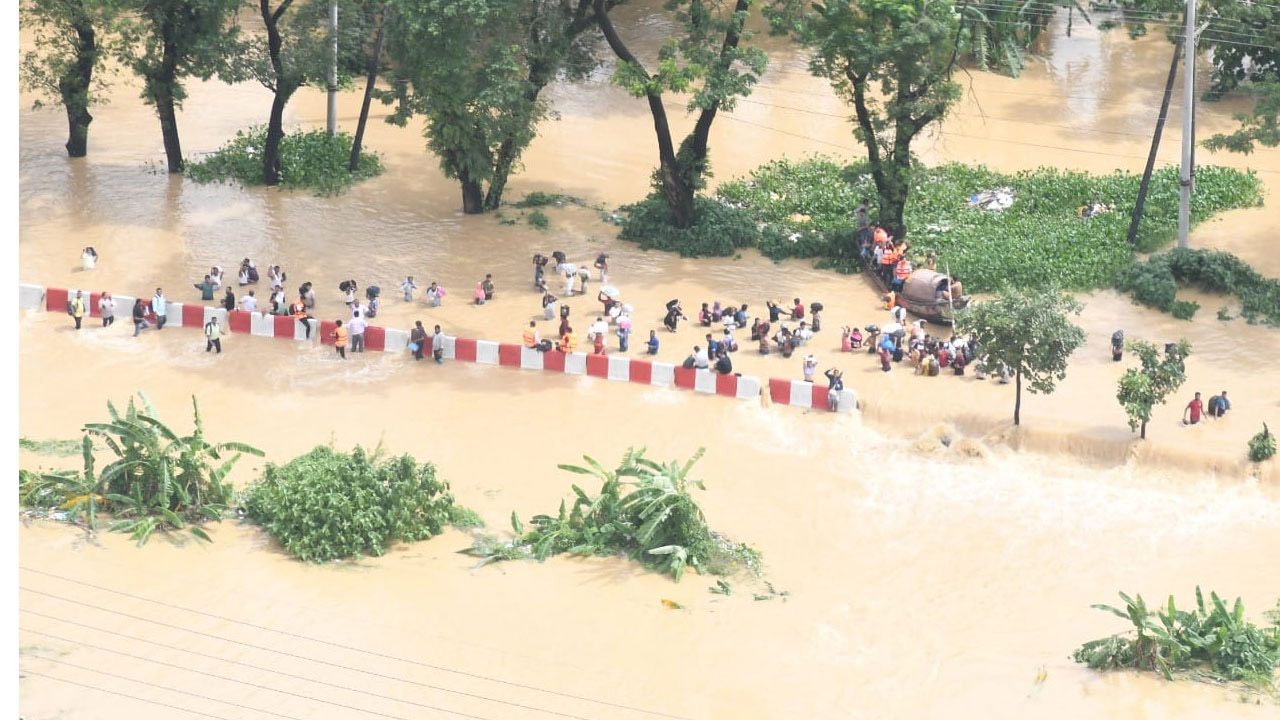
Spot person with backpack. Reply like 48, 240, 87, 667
1111, 330, 1124, 361
410, 321, 427, 360
67, 290, 86, 330
151, 288, 168, 330
204, 317, 223, 353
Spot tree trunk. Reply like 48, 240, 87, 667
1014, 369, 1022, 426
349, 6, 387, 172
155, 84, 183, 173
484, 59, 554, 211
263, 89, 290, 186
59, 15, 96, 158
460, 172, 484, 214
1140, 420, 1147, 440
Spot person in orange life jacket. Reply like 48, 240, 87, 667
892, 258, 912, 292
292, 297, 312, 339
330, 319, 348, 359
559, 326, 577, 353
524, 320, 553, 352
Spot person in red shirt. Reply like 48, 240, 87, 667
791, 298, 804, 320
1183, 392, 1203, 425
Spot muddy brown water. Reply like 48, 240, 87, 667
18, 7, 1280, 719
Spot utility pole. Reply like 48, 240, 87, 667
327, 0, 338, 135
1177, 0, 1196, 248
1127, 34, 1183, 247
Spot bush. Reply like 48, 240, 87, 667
526, 209, 550, 230
18, 394, 262, 546
1074, 588, 1280, 692
186, 126, 383, 196
243, 445, 460, 562
513, 191, 570, 208
463, 448, 761, 582
617, 194, 763, 257
1116, 248, 1280, 326
1249, 425, 1276, 463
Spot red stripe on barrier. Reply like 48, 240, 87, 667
769, 378, 792, 405
811, 383, 831, 410
629, 359, 652, 384
228, 310, 251, 334
365, 326, 386, 352
543, 350, 566, 372
183, 304, 204, 327
585, 353, 608, 378
319, 320, 338, 345
498, 344, 522, 367
455, 338, 477, 362
673, 367, 696, 390
273, 315, 296, 339
715, 373, 738, 397
88, 292, 103, 318
45, 287, 68, 313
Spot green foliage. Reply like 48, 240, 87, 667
526, 209, 550, 230
957, 287, 1086, 425
463, 448, 761, 582
514, 192, 572, 208
1115, 339, 1190, 439
1074, 588, 1280, 693
1115, 248, 1280, 326
618, 193, 762, 258
18, 394, 262, 546
1204, 82, 1280, 156
1249, 426, 1276, 463
186, 127, 383, 195
447, 505, 485, 528
243, 445, 459, 562
19, 437, 85, 457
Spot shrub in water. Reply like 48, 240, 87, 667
243, 445, 460, 562
186, 126, 383, 196
1249, 425, 1276, 463
1116, 248, 1280, 326
618, 194, 761, 258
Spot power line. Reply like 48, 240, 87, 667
18, 571, 690, 720
19, 670, 235, 720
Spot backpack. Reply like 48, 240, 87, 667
682, 356, 696, 370
65, 299, 74, 315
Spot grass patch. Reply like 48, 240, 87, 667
617, 156, 1263, 293
19, 437, 83, 457
526, 209, 550, 230
186, 127, 383, 196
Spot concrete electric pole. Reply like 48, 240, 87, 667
1177, 0, 1196, 248
327, 0, 339, 135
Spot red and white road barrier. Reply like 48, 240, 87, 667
24, 283, 858, 413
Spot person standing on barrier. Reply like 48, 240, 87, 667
98, 292, 114, 327
204, 317, 222, 354
151, 288, 168, 330
330, 320, 348, 359
292, 297, 312, 339
68, 291, 86, 330
410, 321, 427, 360
431, 325, 446, 364
132, 298, 150, 337
349, 314, 367, 353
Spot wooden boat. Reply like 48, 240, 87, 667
861, 257, 969, 325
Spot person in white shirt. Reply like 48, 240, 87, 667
351, 300, 368, 321
239, 290, 258, 312
81, 246, 97, 270
802, 354, 818, 382
795, 321, 813, 345
348, 315, 367, 352
267, 265, 285, 291
151, 288, 168, 330
562, 264, 577, 295
588, 316, 609, 342
426, 282, 443, 307
98, 292, 115, 327
401, 276, 418, 301
694, 345, 710, 369
238, 265, 252, 285
209, 266, 224, 288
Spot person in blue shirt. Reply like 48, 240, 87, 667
705, 332, 722, 357
1207, 391, 1231, 418
646, 330, 659, 355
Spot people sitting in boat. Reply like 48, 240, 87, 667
892, 257, 912, 292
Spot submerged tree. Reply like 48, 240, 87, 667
768, 0, 961, 239
959, 287, 1086, 426
19, 0, 119, 157
381, 0, 606, 213
231, 0, 369, 185
115, 0, 242, 173
598, 0, 767, 228
1115, 339, 1189, 440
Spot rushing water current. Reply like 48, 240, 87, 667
17, 6, 1280, 719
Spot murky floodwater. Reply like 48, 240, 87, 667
18, 6, 1280, 719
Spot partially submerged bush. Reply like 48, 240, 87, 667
618, 194, 761, 258
243, 445, 463, 562
1074, 588, 1280, 692
1115, 248, 1280, 326
18, 394, 262, 546
1249, 425, 1276, 463
186, 127, 383, 196
463, 448, 761, 582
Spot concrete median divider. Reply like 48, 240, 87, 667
26, 282, 857, 414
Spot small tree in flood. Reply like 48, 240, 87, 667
1116, 339, 1189, 440
959, 287, 1086, 426
19, 0, 118, 158
114, 0, 242, 173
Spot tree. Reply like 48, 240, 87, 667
768, 0, 962, 239
231, 0, 369, 185
115, 0, 243, 173
19, 0, 118, 157
958, 287, 1086, 426
1116, 339, 1189, 440
1203, 81, 1280, 156
598, 0, 767, 228
381, 0, 606, 213
348, 3, 388, 171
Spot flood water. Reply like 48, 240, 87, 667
17, 5, 1280, 719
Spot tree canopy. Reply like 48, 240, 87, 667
1116, 339, 1190, 440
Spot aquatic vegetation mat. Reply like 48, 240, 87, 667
185, 127, 383, 196
463, 448, 762, 582
619, 156, 1264, 293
